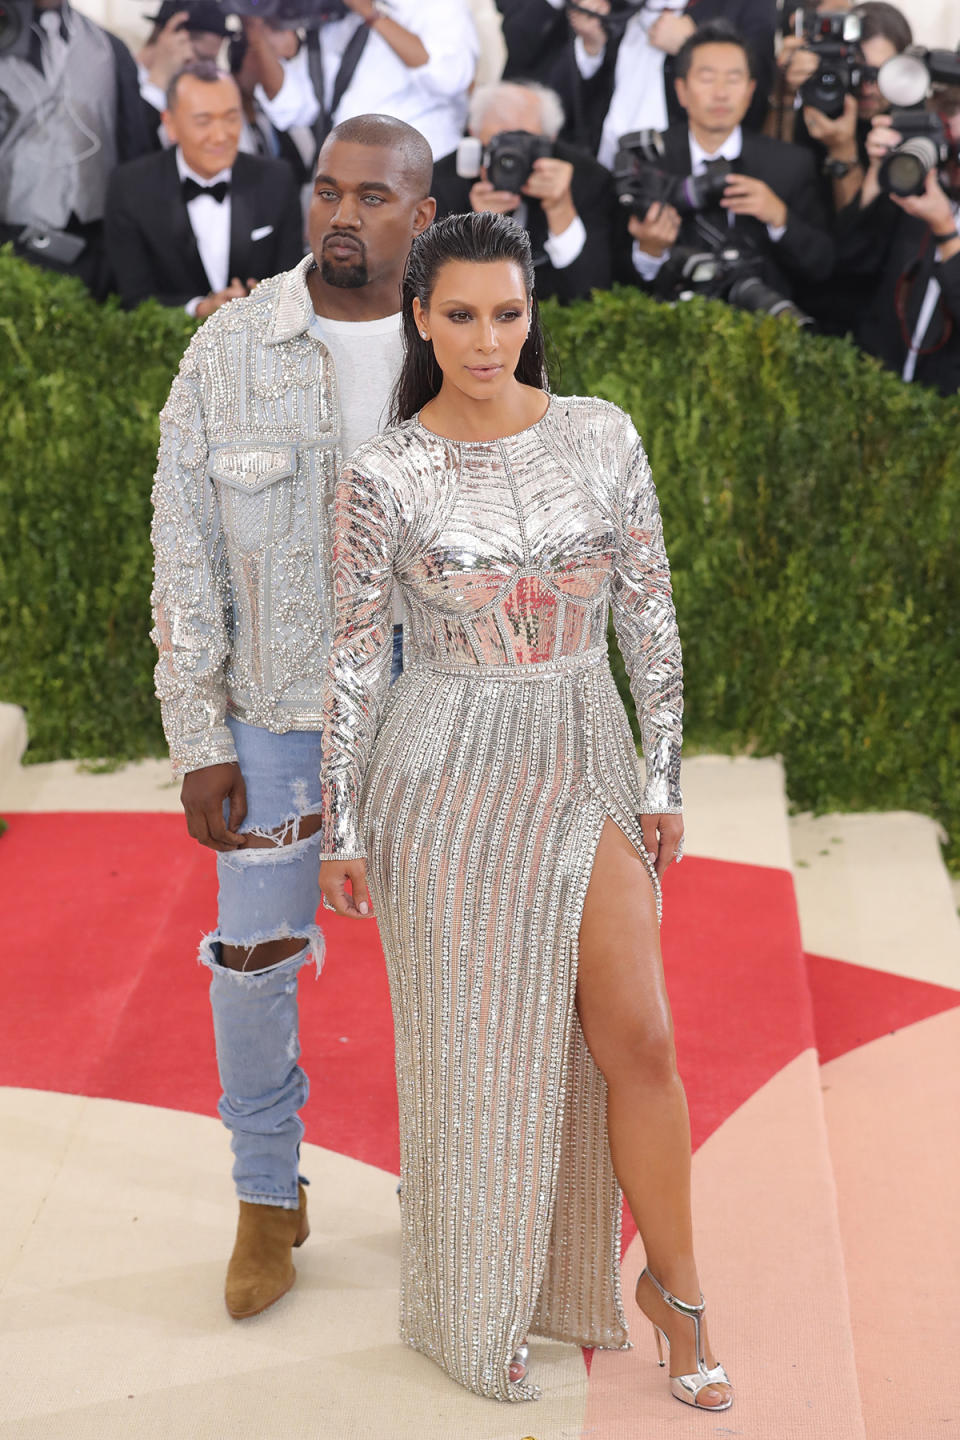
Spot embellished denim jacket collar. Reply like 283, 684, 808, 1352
266, 255, 317, 346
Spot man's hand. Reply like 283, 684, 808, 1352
567, 0, 609, 57
469, 179, 521, 216
140, 10, 193, 90
803, 92, 859, 157
627, 200, 681, 257
639, 813, 684, 879
196, 278, 250, 318
893, 167, 958, 242
319, 859, 373, 918
181, 761, 247, 852
864, 115, 900, 171
721, 174, 788, 229
523, 156, 576, 234
777, 35, 819, 97
648, 11, 695, 56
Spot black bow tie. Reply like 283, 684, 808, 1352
181, 178, 230, 205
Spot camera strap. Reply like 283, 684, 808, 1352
306, 22, 372, 145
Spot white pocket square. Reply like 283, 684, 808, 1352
251, 225, 274, 241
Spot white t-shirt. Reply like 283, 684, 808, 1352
308, 308, 405, 621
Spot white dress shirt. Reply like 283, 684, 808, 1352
632, 126, 786, 281
176, 148, 233, 314
257, 0, 478, 161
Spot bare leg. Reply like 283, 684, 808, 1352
576, 818, 730, 1407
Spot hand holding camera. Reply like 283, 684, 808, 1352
803, 91, 859, 156
721, 174, 788, 228
627, 201, 682, 257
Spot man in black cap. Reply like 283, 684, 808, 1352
137, 1, 231, 145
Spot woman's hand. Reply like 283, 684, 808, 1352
640, 813, 684, 879
319, 858, 373, 918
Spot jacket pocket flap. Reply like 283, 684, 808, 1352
208, 443, 297, 492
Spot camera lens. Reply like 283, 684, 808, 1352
881, 136, 940, 196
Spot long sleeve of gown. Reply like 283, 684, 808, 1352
609, 429, 683, 814
318, 460, 398, 859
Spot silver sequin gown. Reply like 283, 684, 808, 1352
318, 395, 683, 1402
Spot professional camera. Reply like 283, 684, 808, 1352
614, 131, 733, 218
875, 47, 960, 196
453, 130, 555, 192
0, 0, 31, 57
782, 9, 869, 121
660, 246, 813, 325
565, 0, 646, 42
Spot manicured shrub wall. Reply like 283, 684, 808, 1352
2, 251, 959, 862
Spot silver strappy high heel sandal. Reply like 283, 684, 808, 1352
637, 1267, 733, 1411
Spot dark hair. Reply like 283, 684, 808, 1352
390, 212, 548, 425
675, 20, 756, 81
167, 60, 234, 111
852, 2, 912, 53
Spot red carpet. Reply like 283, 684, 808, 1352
3, 813, 956, 1185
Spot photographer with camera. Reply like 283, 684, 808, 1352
137, 0, 231, 145
431, 79, 616, 301
242, 0, 478, 163
626, 21, 833, 303
835, 83, 960, 393
769, 2, 912, 211
568, 0, 777, 165
104, 60, 303, 311
0, 0, 150, 294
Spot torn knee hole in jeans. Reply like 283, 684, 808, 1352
199, 924, 325, 982
224, 815, 325, 867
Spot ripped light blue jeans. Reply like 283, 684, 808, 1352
200, 625, 403, 1209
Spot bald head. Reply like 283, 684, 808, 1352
320, 113, 434, 200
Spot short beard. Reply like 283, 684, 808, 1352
319, 256, 370, 289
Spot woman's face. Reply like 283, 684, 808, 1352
413, 259, 531, 404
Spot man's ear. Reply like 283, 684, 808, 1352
162, 108, 178, 144
674, 77, 688, 112
414, 195, 437, 236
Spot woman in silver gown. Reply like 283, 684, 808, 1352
318, 213, 733, 1411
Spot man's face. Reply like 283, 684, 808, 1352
163, 74, 243, 179
307, 139, 433, 291
472, 88, 544, 147
189, 28, 224, 62
675, 43, 756, 136
858, 35, 899, 121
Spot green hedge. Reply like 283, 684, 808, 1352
2, 249, 959, 863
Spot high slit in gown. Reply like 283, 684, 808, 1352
318, 395, 683, 1402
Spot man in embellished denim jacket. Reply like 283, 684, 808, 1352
151, 113, 435, 1319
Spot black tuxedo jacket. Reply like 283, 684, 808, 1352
643, 124, 834, 298
836, 197, 960, 397
431, 140, 616, 302
103, 148, 304, 309
581, 0, 777, 148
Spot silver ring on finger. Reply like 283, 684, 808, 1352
321, 895, 336, 913
675, 837, 685, 864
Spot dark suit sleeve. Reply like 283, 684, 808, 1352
275, 168, 305, 271
541, 159, 615, 301
937, 250, 960, 323
497, 0, 568, 73
107, 33, 153, 162
103, 169, 194, 308
771, 144, 835, 283
833, 192, 897, 277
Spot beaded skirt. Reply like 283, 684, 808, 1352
362, 650, 658, 1399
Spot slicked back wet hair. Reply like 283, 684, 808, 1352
390, 212, 548, 426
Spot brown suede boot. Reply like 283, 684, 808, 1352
224, 1182, 309, 1319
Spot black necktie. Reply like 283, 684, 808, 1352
181, 178, 230, 205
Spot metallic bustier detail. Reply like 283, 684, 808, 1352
151, 257, 343, 775
319, 395, 684, 858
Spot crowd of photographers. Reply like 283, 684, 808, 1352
1, 0, 958, 394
